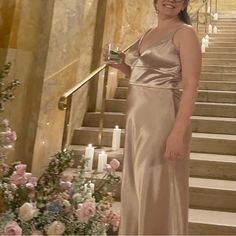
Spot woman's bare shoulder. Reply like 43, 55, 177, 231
177, 24, 197, 37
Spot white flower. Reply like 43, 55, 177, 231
63, 200, 71, 207
18, 202, 38, 221
46, 221, 66, 236
72, 193, 82, 201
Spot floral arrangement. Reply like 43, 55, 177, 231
0, 63, 121, 235
0, 150, 121, 236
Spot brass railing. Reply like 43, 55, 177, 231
58, 0, 217, 150
192, 0, 218, 33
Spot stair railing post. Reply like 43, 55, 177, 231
209, 0, 212, 25
205, 1, 208, 33
215, 0, 218, 13
59, 95, 72, 150
196, 11, 199, 33
97, 66, 109, 148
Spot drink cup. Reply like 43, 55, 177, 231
105, 43, 122, 64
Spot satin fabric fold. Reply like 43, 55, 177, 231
119, 25, 192, 235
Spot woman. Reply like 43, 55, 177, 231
106, 0, 201, 234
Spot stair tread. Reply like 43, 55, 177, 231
117, 87, 236, 93
191, 116, 236, 122
195, 101, 236, 106
76, 126, 236, 140
86, 112, 236, 122
190, 153, 236, 163
189, 208, 236, 226
198, 90, 236, 93
189, 177, 236, 191
108, 98, 236, 106
200, 81, 236, 84
66, 164, 236, 191
77, 127, 236, 140
111, 202, 236, 226
70, 145, 236, 164
192, 132, 236, 140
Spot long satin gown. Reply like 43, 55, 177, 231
119, 26, 192, 235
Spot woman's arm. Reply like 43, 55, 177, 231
173, 26, 202, 134
164, 26, 202, 160
107, 57, 131, 77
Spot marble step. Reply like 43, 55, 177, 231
190, 153, 236, 180
199, 33, 236, 38
66, 167, 236, 212
111, 202, 236, 235
202, 65, 236, 73
71, 128, 236, 155
189, 177, 236, 212
209, 37, 236, 43
114, 87, 236, 103
199, 30, 236, 34
199, 25, 236, 29
189, 208, 236, 235
118, 78, 236, 88
200, 72, 236, 81
70, 146, 236, 180
202, 52, 236, 59
203, 58, 236, 65
208, 42, 236, 48
105, 99, 236, 118
206, 47, 236, 53
83, 112, 236, 135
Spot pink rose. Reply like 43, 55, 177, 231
104, 159, 120, 175
10, 173, 27, 185
5, 131, 17, 143
61, 174, 73, 182
1, 119, 9, 127
15, 164, 26, 175
110, 212, 120, 231
110, 159, 120, 170
76, 199, 96, 223
27, 177, 38, 186
4, 221, 22, 236
59, 181, 72, 190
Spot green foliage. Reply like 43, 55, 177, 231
0, 62, 20, 112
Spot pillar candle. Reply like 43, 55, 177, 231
97, 151, 108, 172
201, 37, 206, 46
85, 144, 94, 171
208, 24, 213, 34
205, 34, 209, 40
84, 181, 95, 193
213, 26, 218, 34
213, 13, 218, 21
201, 43, 206, 53
112, 125, 121, 151
207, 6, 211, 13
205, 37, 209, 48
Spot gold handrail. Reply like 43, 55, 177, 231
58, 0, 216, 150
58, 42, 136, 150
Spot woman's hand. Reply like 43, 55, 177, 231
164, 129, 185, 161
102, 47, 131, 77
102, 47, 126, 68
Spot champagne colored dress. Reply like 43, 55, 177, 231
119, 26, 192, 235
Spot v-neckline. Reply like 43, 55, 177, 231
138, 25, 184, 56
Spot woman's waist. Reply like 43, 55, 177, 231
128, 81, 183, 90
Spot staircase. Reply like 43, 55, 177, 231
70, 16, 236, 235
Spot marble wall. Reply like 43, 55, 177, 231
31, 0, 98, 176
0, 0, 98, 175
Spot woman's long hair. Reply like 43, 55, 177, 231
153, 0, 192, 25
